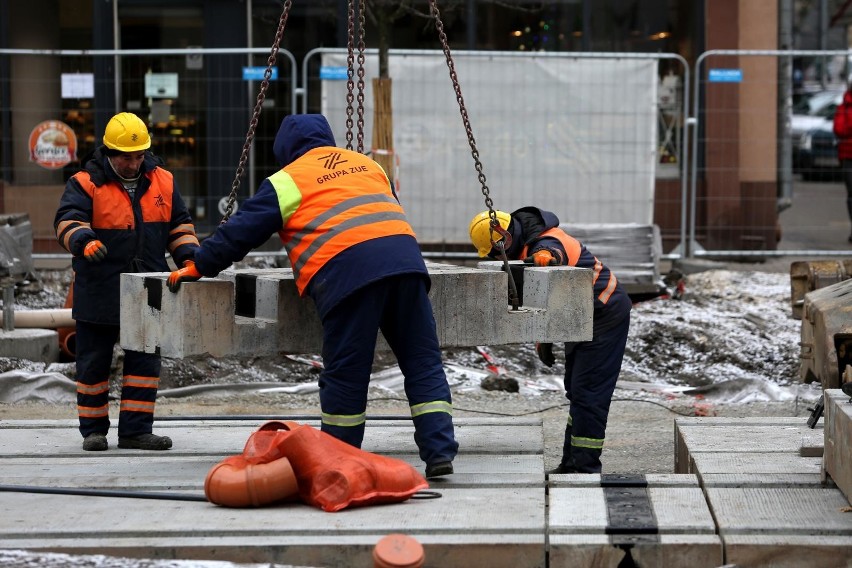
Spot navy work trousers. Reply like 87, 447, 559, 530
561, 311, 631, 473
75, 320, 161, 438
318, 274, 458, 466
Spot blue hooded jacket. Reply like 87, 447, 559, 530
193, 114, 429, 318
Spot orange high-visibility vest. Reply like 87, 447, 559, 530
522, 228, 618, 305
269, 147, 416, 294
58, 169, 175, 252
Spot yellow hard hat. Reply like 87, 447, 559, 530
469, 210, 511, 257
103, 112, 151, 152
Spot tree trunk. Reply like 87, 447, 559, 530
371, 77, 396, 186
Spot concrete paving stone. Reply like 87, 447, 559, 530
825, 389, 852, 504
548, 473, 699, 488
548, 534, 723, 568
549, 487, 717, 535
0, 418, 543, 458
706, 487, 852, 535
698, 473, 830, 488
722, 534, 852, 568
689, 453, 824, 475
0, 488, 545, 568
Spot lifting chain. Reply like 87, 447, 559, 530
221, 1, 292, 224
429, 0, 519, 309
345, 0, 366, 153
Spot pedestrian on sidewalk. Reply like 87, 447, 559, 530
468, 206, 632, 473
54, 112, 200, 452
167, 114, 458, 478
832, 81, 852, 242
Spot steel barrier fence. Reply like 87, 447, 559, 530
0, 47, 298, 242
691, 49, 852, 259
12, 46, 852, 262
304, 48, 689, 252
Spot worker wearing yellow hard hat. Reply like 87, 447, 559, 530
102, 112, 152, 152
54, 112, 199, 453
468, 206, 632, 475
468, 209, 512, 257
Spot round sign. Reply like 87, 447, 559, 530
218, 196, 238, 217
28, 120, 78, 170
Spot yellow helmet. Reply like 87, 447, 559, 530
103, 112, 151, 152
469, 210, 511, 257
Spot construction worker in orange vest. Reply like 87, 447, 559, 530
469, 207, 632, 474
55, 112, 200, 452
168, 114, 458, 478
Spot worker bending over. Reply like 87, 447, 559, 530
169, 114, 458, 478
469, 207, 631, 473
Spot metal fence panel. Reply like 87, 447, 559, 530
309, 48, 684, 248
690, 49, 852, 258
0, 48, 297, 240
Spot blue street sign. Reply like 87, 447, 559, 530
320, 66, 349, 80
243, 67, 278, 81
708, 68, 743, 83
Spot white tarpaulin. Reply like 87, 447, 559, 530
320, 50, 658, 245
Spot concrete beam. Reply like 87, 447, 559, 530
120, 261, 593, 358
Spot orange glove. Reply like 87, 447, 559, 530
167, 260, 202, 292
83, 240, 107, 263
525, 249, 558, 267
535, 342, 555, 367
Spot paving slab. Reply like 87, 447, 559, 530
824, 389, 852, 503
0, 416, 546, 567
547, 474, 722, 568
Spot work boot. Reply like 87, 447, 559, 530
425, 461, 453, 478
82, 433, 108, 451
546, 463, 578, 475
118, 433, 172, 450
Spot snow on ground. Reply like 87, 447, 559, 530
1, 266, 821, 405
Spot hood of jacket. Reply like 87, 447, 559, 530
273, 114, 337, 167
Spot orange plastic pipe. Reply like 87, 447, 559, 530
204, 455, 299, 507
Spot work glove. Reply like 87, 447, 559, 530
535, 342, 555, 367
83, 240, 107, 263
167, 260, 202, 293
524, 249, 558, 267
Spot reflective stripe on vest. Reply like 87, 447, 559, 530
410, 400, 453, 418
523, 227, 618, 305
268, 148, 416, 294
321, 411, 367, 428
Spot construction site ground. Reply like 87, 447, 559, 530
1, 176, 851, 566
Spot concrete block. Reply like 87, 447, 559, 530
674, 417, 818, 474
824, 389, 852, 503
0, 328, 58, 363
120, 262, 593, 358
706, 486, 852, 538
548, 475, 722, 568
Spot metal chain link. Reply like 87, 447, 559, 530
429, 0, 518, 308
345, 0, 356, 150
221, 1, 292, 224
356, 0, 366, 153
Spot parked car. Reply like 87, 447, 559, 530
791, 89, 843, 171
797, 121, 842, 181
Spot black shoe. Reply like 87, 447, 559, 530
118, 433, 172, 450
425, 461, 453, 478
546, 463, 578, 475
82, 433, 108, 451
